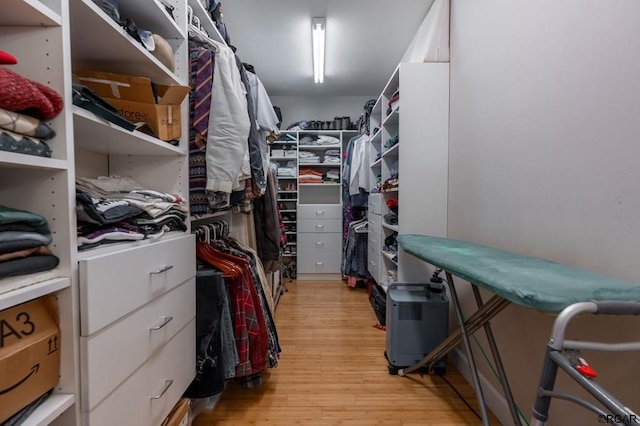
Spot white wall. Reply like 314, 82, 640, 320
270, 95, 375, 129
449, 1, 640, 425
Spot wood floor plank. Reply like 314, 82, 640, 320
193, 280, 499, 425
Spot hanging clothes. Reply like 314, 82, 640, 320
253, 166, 284, 273
235, 55, 265, 193
205, 39, 250, 206
245, 69, 280, 193
193, 224, 281, 386
342, 218, 370, 279
188, 47, 215, 216
183, 269, 226, 398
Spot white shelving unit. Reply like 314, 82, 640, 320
271, 132, 299, 267
2, 1, 196, 425
296, 130, 353, 280
1, 1, 77, 424
367, 63, 450, 291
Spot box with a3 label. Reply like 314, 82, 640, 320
0, 295, 60, 423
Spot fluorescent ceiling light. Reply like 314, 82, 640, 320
312, 17, 325, 84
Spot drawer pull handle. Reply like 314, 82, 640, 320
150, 316, 173, 331
316, 225, 324, 228
315, 242, 324, 245
150, 265, 174, 275
315, 211, 324, 216
150, 379, 173, 400
316, 262, 324, 266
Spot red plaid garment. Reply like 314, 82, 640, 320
228, 268, 269, 377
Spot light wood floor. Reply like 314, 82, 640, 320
193, 280, 498, 425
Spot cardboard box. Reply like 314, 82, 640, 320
75, 70, 190, 141
161, 398, 191, 426
0, 296, 60, 423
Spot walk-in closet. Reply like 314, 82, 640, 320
2, 1, 640, 425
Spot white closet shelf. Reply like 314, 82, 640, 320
187, 0, 226, 44
370, 157, 382, 168
382, 143, 399, 158
382, 223, 399, 232
382, 187, 399, 193
300, 130, 342, 135
372, 96, 383, 118
70, 0, 184, 86
73, 107, 185, 156
370, 130, 382, 144
77, 231, 189, 261
0, 151, 68, 171
272, 141, 297, 145
1, 0, 62, 26
382, 109, 399, 129
298, 163, 341, 167
118, 0, 185, 40
299, 183, 340, 186
382, 66, 400, 99
22, 393, 75, 426
190, 210, 231, 223
297, 145, 341, 150
0, 276, 70, 311
382, 250, 398, 266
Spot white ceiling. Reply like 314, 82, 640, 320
220, 0, 435, 96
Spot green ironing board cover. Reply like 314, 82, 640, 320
397, 234, 640, 313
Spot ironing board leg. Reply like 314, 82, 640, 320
446, 273, 491, 426
472, 285, 521, 426
400, 295, 510, 374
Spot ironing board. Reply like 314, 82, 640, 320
396, 234, 640, 426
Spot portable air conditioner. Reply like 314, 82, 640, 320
385, 282, 449, 375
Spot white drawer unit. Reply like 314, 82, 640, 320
368, 230, 381, 253
297, 218, 342, 233
298, 203, 343, 277
298, 233, 343, 255
368, 193, 383, 215
80, 278, 195, 411
298, 204, 342, 219
369, 212, 382, 232
298, 252, 342, 273
368, 231, 383, 283
368, 245, 382, 284
83, 320, 196, 426
79, 234, 196, 335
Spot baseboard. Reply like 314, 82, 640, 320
450, 347, 514, 425
297, 273, 342, 281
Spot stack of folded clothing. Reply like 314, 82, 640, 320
0, 205, 59, 280
323, 149, 341, 164
298, 150, 321, 164
76, 176, 188, 250
0, 54, 63, 158
323, 169, 340, 184
299, 134, 340, 146
385, 134, 399, 150
276, 161, 297, 177
298, 168, 323, 184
